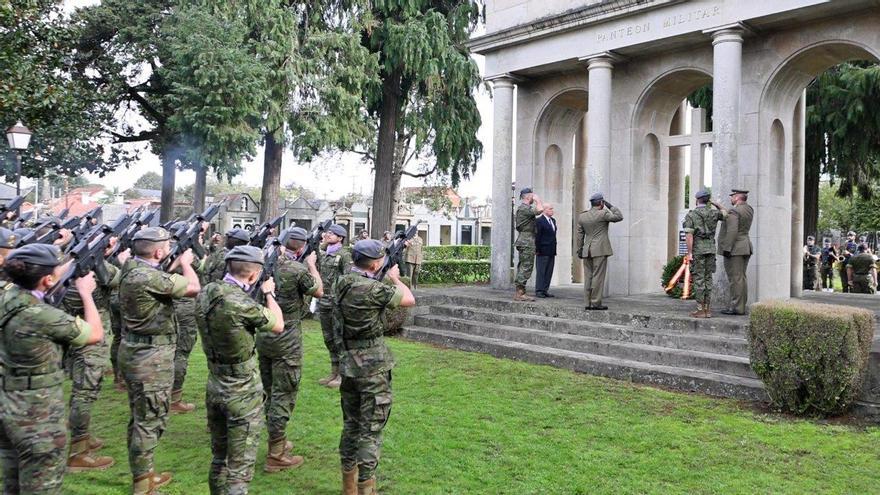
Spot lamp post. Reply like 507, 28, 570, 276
6, 122, 33, 215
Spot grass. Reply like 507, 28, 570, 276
55, 321, 879, 494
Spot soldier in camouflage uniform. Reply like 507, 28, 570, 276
334, 239, 416, 495
0, 244, 104, 494
682, 189, 728, 318
118, 227, 201, 495
802, 236, 821, 291
0, 227, 15, 289
847, 244, 878, 294
317, 224, 351, 388
257, 227, 323, 472
196, 246, 285, 495
513, 187, 544, 301
203, 229, 251, 284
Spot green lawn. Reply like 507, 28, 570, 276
57, 321, 878, 494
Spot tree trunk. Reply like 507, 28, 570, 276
193, 163, 207, 214
388, 133, 408, 230
370, 68, 403, 238
260, 131, 283, 223
160, 152, 176, 223
804, 161, 820, 239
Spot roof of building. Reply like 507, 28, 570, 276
131, 188, 162, 199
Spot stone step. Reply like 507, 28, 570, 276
400, 326, 768, 402
427, 304, 751, 357
413, 314, 757, 378
417, 293, 747, 336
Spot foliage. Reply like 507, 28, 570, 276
818, 181, 880, 235
133, 172, 163, 191
420, 259, 490, 284
423, 244, 490, 261
176, 176, 262, 203
748, 300, 875, 416
686, 85, 713, 131
660, 255, 693, 300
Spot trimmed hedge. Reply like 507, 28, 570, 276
423, 245, 490, 261
748, 300, 875, 416
420, 260, 491, 284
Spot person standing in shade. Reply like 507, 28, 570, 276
576, 193, 623, 310
334, 239, 415, 495
682, 189, 728, 318
534, 203, 558, 298
196, 246, 285, 495
513, 187, 544, 301
802, 236, 821, 291
819, 238, 837, 291
403, 233, 424, 289
847, 243, 878, 294
718, 189, 754, 316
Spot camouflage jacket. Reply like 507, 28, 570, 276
0, 285, 90, 385
514, 203, 539, 247
333, 270, 403, 377
804, 245, 821, 266
118, 258, 189, 336
682, 205, 725, 255
61, 260, 119, 325
256, 253, 318, 362
849, 253, 876, 275
317, 244, 352, 307
196, 281, 276, 368
202, 247, 229, 285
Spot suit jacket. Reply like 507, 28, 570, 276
535, 215, 558, 257
576, 206, 624, 258
717, 202, 754, 256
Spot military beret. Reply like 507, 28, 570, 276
0, 227, 16, 249
13, 228, 31, 239
328, 224, 347, 238
132, 227, 171, 242
730, 189, 749, 195
590, 192, 604, 202
353, 239, 386, 259
226, 228, 251, 242
806, 235, 815, 241
224, 245, 265, 265
7, 243, 63, 267
520, 187, 533, 196
287, 227, 308, 241
695, 189, 711, 200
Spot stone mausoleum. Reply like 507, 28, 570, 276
476, 0, 880, 303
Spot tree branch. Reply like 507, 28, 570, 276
402, 164, 438, 179
126, 87, 166, 124
111, 130, 159, 144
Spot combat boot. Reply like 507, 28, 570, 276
357, 477, 378, 495
265, 437, 304, 473
133, 470, 171, 495
67, 436, 115, 472
513, 287, 534, 302
342, 467, 358, 495
702, 298, 713, 318
689, 302, 705, 318
319, 365, 339, 386
87, 435, 105, 452
170, 389, 195, 414
326, 374, 342, 388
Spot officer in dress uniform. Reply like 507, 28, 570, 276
718, 189, 754, 315
575, 192, 623, 310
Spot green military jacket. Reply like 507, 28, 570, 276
196, 281, 276, 368
118, 258, 189, 336
61, 260, 119, 332
317, 244, 352, 308
334, 270, 403, 378
849, 253, 876, 276
682, 205, 725, 256
718, 203, 754, 256
202, 247, 228, 285
514, 203, 539, 247
0, 286, 90, 387
256, 253, 318, 363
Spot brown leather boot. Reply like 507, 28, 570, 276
342, 467, 358, 495
67, 436, 115, 472
357, 477, 377, 495
170, 389, 195, 414
689, 302, 705, 318
88, 435, 105, 452
264, 437, 304, 473
702, 298, 713, 318
132, 473, 153, 495
326, 374, 342, 389
151, 471, 172, 489
513, 287, 534, 302
319, 365, 339, 386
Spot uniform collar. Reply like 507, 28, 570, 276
223, 272, 251, 292
134, 256, 160, 268
351, 266, 378, 279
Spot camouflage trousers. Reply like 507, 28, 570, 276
206, 368, 264, 495
173, 301, 199, 392
691, 253, 716, 301
339, 371, 392, 482
319, 306, 340, 367
803, 262, 819, 291
514, 245, 535, 289
110, 300, 123, 384
0, 387, 68, 494
119, 339, 175, 478
258, 355, 301, 441
68, 338, 109, 438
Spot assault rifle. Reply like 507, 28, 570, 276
45, 213, 133, 307
110, 207, 155, 256
376, 224, 419, 281
58, 207, 71, 220
248, 229, 291, 300
0, 195, 25, 215
160, 202, 222, 271
13, 210, 34, 228
36, 216, 82, 245
250, 212, 286, 248
297, 219, 332, 263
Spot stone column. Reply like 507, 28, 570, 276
586, 55, 614, 196
708, 26, 744, 301
790, 90, 806, 297
488, 75, 517, 289
573, 116, 588, 283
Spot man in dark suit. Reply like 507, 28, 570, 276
535, 204, 557, 298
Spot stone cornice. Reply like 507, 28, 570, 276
468, 0, 687, 54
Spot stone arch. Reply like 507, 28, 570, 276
643, 133, 661, 199
769, 119, 785, 197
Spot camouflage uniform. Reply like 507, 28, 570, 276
118, 257, 190, 479
61, 261, 120, 441
171, 256, 206, 407
514, 203, 539, 289
197, 280, 278, 495
256, 252, 318, 442
682, 204, 725, 302
848, 253, 877, 294
318, 244, 352, 371
803, 244, 821, 290
334, 270, 404, 482
0, 286, 91, 494
203, 247, 229, 284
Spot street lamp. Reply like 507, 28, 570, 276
6, 122, 33, 209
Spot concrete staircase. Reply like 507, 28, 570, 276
401, 290, 769, 401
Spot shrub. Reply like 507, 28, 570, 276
660, 255, 693, 300
748, 300, 875, 416
420, 259, 491, 284
423, 245, 490, 261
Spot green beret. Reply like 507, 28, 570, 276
0, 227, 16, 249
287, 227, 308, 241
353, 239, 386, 259
7, 243, 63, 267
329, 224, 347, 238
224, 245, 264, 265
132, 227, 171, 242
226, 228, 250, 242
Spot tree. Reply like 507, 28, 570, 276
133, 172, 164, 191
